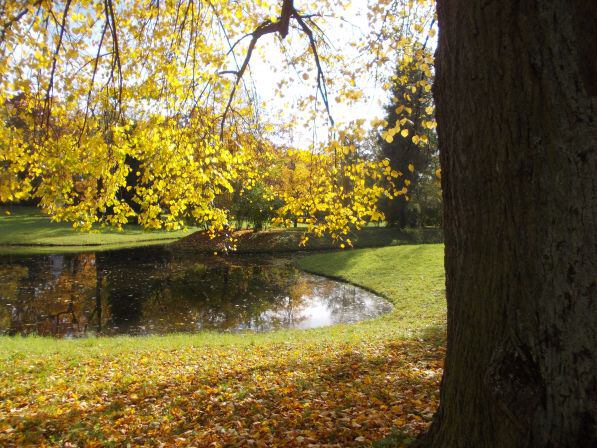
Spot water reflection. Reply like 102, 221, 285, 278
0, 248, 391, 337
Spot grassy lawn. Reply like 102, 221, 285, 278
0, 245, 445, 447
0, 207, 197, 254
0, 206, 442, 255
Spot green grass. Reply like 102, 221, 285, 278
0, 207, 196, 254
0, 206, 442, 255
296, 244, 446, 339
0, 244, 445, 446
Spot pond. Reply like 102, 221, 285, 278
0, 247, 391, 337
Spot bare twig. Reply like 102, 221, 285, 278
0, 0, 43, 44
295, 14, 333, 126
105, 0, 123, 114
219, 0, 334, 138
219, 18, 279, 137
44, 0, 72, 128
79, 19, 108, 145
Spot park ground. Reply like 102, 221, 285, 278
0, 206, 442, 255
0, 207, 197, 255
0, 208, 445, 447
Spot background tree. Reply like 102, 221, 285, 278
378, 47, 439, 228
230, 181, 282, 231
407, 165, 442, 228
420, 1, 596, 446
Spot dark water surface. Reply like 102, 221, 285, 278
0, 247, 391, 337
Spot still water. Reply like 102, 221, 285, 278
0, 247, 391, 337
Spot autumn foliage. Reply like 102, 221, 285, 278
0, 339, 443, 447
0, 0, 437, 244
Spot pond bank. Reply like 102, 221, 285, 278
173, 226, 443, 253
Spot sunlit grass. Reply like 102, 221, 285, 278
0, 207, 196, 254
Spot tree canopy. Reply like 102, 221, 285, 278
1, 0, 437, 244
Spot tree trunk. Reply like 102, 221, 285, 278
421, 1, 597, 446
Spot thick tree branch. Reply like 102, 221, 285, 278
220, 0, 333, 138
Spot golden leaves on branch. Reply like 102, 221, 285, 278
274, 131, 400, 245
0, 0, 438, 244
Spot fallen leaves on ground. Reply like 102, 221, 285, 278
0, 339, 443, 447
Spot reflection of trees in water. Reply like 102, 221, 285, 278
0, 263, 28, 331
281, 277, 312, 325
141, 258, 311, 332
0, 254, 104, 336
261, 277, 392, 328
0, 250, 390, 337
95, 249, 169, 334
260, 276, 315, 329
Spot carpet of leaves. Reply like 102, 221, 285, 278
0, 339, 443, 447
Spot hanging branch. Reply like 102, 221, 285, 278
0, 0, 43, 44
44, 0, 72, 129
220, 0, 333, 138
294, 14, 333, 127
104, 0, 123, 115
220, 19, 279, 137
79, 19, 108, 145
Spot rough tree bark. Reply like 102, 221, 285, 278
420, 1, 596, 446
